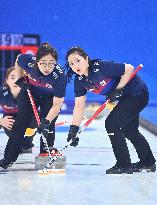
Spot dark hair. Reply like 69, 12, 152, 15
65, 46, 88, 61
64, 46, 89, 83
36, 42, 58, 62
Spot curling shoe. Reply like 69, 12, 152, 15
106, 165, 133, 174
0, 158, 13, 169
132, 162, 156, 172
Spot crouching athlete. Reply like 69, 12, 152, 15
0, 43, 66, 169
0, 66, 36, 154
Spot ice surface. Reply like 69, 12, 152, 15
0, 114, 157, 205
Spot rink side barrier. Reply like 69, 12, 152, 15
139, 117, 157, 136
1, 107, 157, 135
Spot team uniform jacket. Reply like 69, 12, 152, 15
17, 54, 66, 98
74, 60, 148, 97
0, 86, 18, 117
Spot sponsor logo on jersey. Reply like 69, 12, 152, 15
53, 72, 58, 79
78, 76, 83, 80
56, 65, 63, 73
46, 83, 52, 88
2, 105, 18, 114
86, 78, 112, 95
93, 68, 99, 72
94, 62, 99, 66
99, 80, 107, 86
28, 63, 34, 67
3, 91, 8, 96
32, 57, 36, 60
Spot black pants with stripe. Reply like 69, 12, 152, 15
4, 89, 57, 162
105, 91, 156, 168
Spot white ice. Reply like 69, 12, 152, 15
0, 114, 157, 205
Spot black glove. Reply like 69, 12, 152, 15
39, 118, 51, 139
107, 88, 123, 102
67, 125, 79, 147
15, 77, 30, 90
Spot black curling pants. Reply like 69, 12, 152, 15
38, 94, 57, 153
4, 114, 36, 150
105, 91, 156, 168
4, 90, 57, 163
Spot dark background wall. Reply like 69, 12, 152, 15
0, 0, 157, 120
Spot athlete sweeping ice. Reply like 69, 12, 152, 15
64, 46, 156, 174
0, 42, 66, 169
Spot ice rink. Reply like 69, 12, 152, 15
0, 114, 157, 205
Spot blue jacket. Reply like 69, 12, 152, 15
18, 54, 66, 98
74, 60, 148, 97
0, 86, 18, 115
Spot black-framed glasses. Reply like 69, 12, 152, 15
39, 62, 55, 68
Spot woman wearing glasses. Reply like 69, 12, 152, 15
0, 43, 66, 169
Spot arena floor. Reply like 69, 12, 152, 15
0, 114, 157, 205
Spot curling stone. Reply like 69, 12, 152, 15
35, 149, 66, 170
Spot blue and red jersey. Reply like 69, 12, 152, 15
74, 60, 148, 97
0, 86, 18, 116
17, 54, 66, 98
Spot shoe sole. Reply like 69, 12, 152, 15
139, 168, 156, 172
106, 173, 133, 176
133, 168, 156, 172
133, 164, 156, 173
106, 171, 133, 175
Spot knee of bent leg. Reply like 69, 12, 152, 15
105, 116, 117, 134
